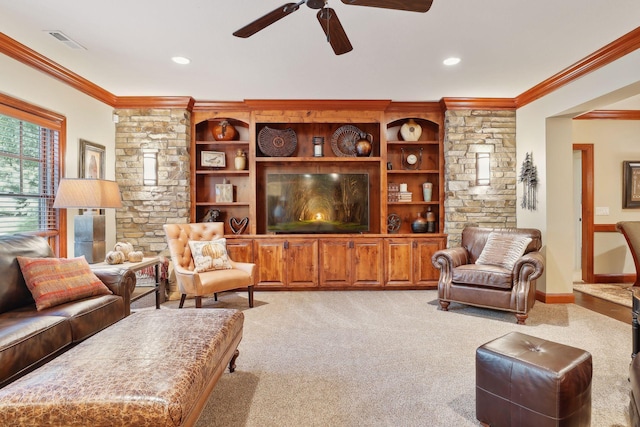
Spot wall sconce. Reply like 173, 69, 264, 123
53, 178, 122, 263
476, 152, 490, 186
143, 150, 158, 186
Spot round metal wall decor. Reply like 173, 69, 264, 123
258, 127, 298, 157
387, 213, 401, 233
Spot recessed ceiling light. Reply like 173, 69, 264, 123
443, 57, 461, 66
171, 56, 190, 65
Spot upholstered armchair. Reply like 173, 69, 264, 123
616, 221, 640, 288
432, 227, 544, 324
163, 222, 255, 308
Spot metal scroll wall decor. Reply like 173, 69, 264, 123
519, 152, 538, 211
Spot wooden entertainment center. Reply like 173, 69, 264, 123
191, 100, 446, 290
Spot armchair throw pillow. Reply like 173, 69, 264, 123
17, 256, 112, 311
476, 232, 532, 271
188, 238, 232, 273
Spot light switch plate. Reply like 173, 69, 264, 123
595, 206, 610, 216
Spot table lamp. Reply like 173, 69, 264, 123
53, 178, 122, 263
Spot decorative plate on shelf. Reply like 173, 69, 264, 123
258, 127, 297, 157
331, 125, 363, 157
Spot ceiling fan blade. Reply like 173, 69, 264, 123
317, 8, 353, 56
233, 3, 301, 38
340, 0, 433, 13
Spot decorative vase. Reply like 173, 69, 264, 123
426, 207, 436, 233
422, 182, 433, 202
234, 149, 246, 170
411, 212, 428, 233
400, 119, 422, 141
355, 132, 373, 157
212, 120, 237, 141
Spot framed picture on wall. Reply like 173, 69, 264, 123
623, 160, 640, 208
79, 139, 105, 179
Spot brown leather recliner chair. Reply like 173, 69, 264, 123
617, 221, 640, 288
432, 227, 544, 324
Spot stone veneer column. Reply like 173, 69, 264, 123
443, 109, 517, 247
114, 108, 191, 255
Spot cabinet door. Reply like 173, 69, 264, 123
384, 239, 414, 287
319, 239, 351, 287
254, 240, 286, 287
413, 238, 445, 286
352, 239, 383, 287
286, 239, 318, 288
226, 238, 254, 263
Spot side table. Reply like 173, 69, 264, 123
90, 257, 167, 310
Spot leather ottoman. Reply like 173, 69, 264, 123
476, 331, 592, 427
0, 309, 243, 427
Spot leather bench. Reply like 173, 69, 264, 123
476, 331, 592, 427
0, 308, 243, 427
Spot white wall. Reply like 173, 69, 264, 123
517, 49, 640, 294
0, 54, 117, 254
573, 119, 640, 275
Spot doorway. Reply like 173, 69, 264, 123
573, 144, 594, 283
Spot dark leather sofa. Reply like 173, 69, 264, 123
0, 234, 135, 387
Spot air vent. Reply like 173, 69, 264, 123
45, 31, 86, 50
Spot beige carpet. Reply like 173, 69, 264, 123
135, 290, 632, 427
574, 282, 634, 308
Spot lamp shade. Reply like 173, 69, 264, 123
53, 178, 123, 209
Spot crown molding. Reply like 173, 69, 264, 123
243, 99, 392, 111
574, 110, 640, 120
517, 26, 640, 108
385, 101, 442, 113
115, 96, 195, 110
440, 98, 517, 110
0, 32, 117, 107
192, 101, 252, 112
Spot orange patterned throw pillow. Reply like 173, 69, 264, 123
17, 256, 112, 310
188, 238, 232, 273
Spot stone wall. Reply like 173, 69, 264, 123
443, 109, 517, 247
114, 108, 191, 256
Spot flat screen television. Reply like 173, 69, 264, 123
266, 173, 369, 234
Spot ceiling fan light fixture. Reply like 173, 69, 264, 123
171, 56, 191, 65
307, 0, 327, 9
234, 0, 433, 55
443, 57, 461, 66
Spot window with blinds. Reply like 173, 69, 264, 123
0, 113, 61, 235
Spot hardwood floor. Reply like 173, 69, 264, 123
573, 290, 630, 323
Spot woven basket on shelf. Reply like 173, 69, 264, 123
258, 127, 297, 157
331, 124, 363, 157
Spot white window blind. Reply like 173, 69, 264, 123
0, 113, 60, 235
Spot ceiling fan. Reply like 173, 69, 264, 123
233, 0, 434, 55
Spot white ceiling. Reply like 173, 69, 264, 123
1, 0, 640, 104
